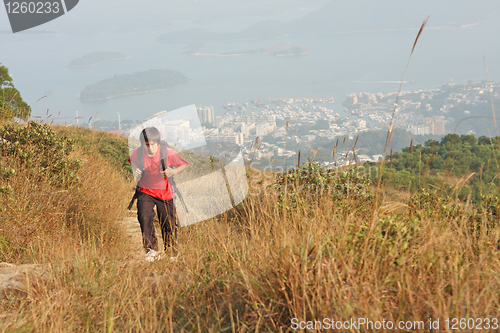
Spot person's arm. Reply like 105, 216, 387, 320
161, 150, 189, 178
128, 149, 143, 182
131, 160, 143, 181
161, 164, 188, 178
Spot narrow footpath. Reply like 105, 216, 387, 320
121, 211, 146, 260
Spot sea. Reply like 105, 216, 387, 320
0, 16, 499, 124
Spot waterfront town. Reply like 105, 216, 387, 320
102, 80, 500, 165
195, 80, 499, 163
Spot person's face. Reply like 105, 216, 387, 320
145, 141, 158, 156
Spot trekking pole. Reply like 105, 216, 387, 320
127, 186, 139, 210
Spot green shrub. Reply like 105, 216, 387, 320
0, 121, 80, 187
54, 126, 132, 177
274, 160, 373, 210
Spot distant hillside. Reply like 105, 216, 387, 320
159, 0, 500, 42
67, 52, 129, 68
80, 69, 188, 102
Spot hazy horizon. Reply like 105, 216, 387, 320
1, 0, 499, 123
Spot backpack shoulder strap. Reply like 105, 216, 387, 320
137, 146, 144, 170
159, 141, 169, 171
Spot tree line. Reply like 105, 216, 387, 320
365, 133, 500, 203
0, 65, 30, 119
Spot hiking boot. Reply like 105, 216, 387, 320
144, 249, 161, 262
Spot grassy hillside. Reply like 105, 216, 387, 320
0, 121, 499, 331
0, 121, 132, 263
54, 125, 133, 177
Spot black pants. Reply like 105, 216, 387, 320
137, 191, 178, 252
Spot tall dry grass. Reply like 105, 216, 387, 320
1, 158, 499, 331
0, 146, 131, 261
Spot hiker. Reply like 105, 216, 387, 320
128, 127, 189, 261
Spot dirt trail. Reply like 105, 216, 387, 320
120, 210, 169, 261
120, 212, 146, 260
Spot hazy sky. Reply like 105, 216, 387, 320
1, 0, 499, 122
2, 0, 499, 34
0, 0, 330, 33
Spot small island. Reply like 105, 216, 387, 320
188, 43, 311, 57
67, 52, 129, 68
251, 44, 311, 57
80, 69, 188, 102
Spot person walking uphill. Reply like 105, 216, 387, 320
128, 127, 189, 261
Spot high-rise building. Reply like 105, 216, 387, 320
214, 114, 233, 128
345, 94, 358, 105
425, 118, 445, 135
256, 123, 276, 137
161, 119, 190, 143
196, 105, 215, 124
407, 124, 430, 136
433, 119, 445, 135
357, 119, 367, 129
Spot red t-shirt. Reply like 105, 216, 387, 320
128, 146, 189, 200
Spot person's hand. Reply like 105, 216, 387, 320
134, 168, 143, 179
161, 167, 176, 178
